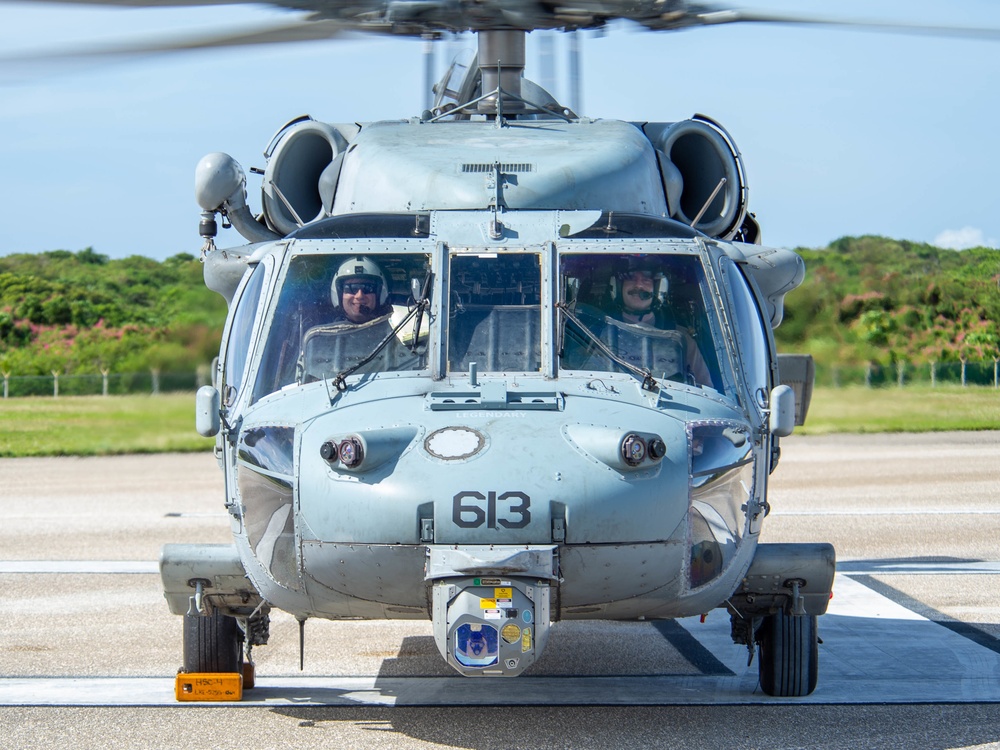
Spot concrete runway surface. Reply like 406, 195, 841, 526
2, 432, 1000, 748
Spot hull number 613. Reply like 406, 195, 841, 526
452, 491, 531, 529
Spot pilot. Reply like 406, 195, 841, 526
331, 256, 393, 324
609, 263, 713, 386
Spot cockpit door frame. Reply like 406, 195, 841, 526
218, 253, 277, 422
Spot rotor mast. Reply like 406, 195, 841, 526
476, 30, 526, 114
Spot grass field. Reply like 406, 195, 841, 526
0, 393, 214, 457
799, 385, 1000, 434
0, 385, 998, 457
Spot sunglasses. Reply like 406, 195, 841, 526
342, 281, 378, 296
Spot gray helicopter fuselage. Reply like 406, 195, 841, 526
331, 118, 667, 215
167, 113, 834, 679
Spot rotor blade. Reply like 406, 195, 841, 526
6, 0, 1000, 52
680, 8, 1000, 41
0, 0, 247, 5
0, 17, 363, 67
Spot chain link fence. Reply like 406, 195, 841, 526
2, 360, 998, 397
819, 360, 1000, 388
1, 370, 210, 398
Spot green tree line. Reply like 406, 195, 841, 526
776, 236, 1000, 372
1, 238, 998, 379
0, 249, 227, 376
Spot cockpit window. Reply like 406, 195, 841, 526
447, 253, 542, 373
719, 257, 770, 410
251, 252, 432, 403
223, 261, 268, 406
558, 252, 729, 395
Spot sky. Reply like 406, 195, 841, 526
0, 0, 998, 260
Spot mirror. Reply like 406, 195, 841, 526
195, 385, 221, 437
769, 384, 795, 437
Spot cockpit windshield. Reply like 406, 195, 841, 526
252, 252, 432, 403
447, 253, 542, 374
559, 252, 731, 396
247, 246, 737, 403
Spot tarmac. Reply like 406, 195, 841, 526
2, 433, 1000, 747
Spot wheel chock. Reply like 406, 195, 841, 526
242, 661, 256, 690
175, 672, 243, 702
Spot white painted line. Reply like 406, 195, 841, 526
0, 561, 158, 574
827, 575, 925, 621
2, 668, 998, 707
838, 560, 1000, 576
3, 579, 1000, 707
677, 575, 1000, 705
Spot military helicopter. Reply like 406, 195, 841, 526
160, 8, 838, 697
14, 0, 994, 699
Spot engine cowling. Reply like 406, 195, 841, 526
262, 118, 349, 236
647, 117, 748, 240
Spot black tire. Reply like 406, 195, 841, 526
757, 610, 818, 697
183, 610, 243, 674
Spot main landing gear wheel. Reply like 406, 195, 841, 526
183, 610, 244, 674
757, 609, 818, 697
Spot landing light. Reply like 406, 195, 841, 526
338, 437, 364, 468
622, 434, 647, 466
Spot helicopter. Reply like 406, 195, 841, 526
163, 11, 836, 697
13, 0, 995, 700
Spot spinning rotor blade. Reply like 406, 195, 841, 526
1, 17, 359, 65
3, 0, 1000, 68
674, 7, 1000, 40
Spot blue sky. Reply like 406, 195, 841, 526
1, 0, 998, 260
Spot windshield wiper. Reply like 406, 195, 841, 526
555, 301, 660, 393
410, 272, 433, 351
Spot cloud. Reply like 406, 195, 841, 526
933, 227, 999, 250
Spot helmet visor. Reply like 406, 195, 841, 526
342, 280, 379, 296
